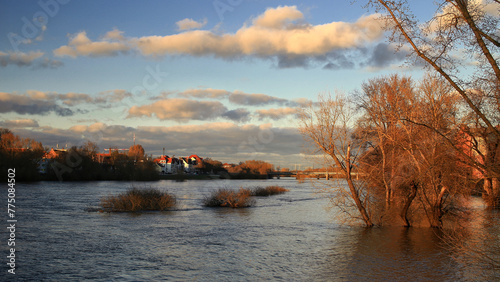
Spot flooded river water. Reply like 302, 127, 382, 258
1, 178, 498, 281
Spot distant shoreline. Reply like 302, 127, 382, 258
18, 173, 280, 182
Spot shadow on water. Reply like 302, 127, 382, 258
209, 207, 253, 217
312, 226, 460, 281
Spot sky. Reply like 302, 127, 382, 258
0, 0, 438, 168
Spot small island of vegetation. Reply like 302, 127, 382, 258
100, 188, 176, 212
203, 185, 289, 208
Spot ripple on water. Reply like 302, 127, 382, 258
1, 180, 497, 281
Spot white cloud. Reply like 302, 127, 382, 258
103, 28, 125, 41
176, 88, 231, 99
0, 89, 134, 116
53, 6, 385, 68
229, 91, 290, 106
54, 31, 131, 58
176, 88, 291, 106
256, 107, 299, 120
0, 50, 61, 68
0, 91, 74, 116
253, 6, 305, 29
95, 89, 132, 103
0, 118, 39, 128
134, 12, 383, 58
176, 18, 207, 31
127, 98, 228, 122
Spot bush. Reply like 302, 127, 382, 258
251, 185, 289, 196
203, 188, 255, 208
100, 188, 176, 212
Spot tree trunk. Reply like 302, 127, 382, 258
493, 178, 500, 208
400, 181, 418, 227
346, 145, 374, 227
429, 186, 447, 228
483, 178, 500, 208
346, 175, 374, 227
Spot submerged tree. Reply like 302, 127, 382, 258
356, 74, 420, 226
298, 94, 374, 227
356, 74, 471, 227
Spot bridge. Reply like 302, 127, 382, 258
268, 171, 353, 180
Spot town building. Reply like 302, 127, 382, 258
38, 148, 68, 174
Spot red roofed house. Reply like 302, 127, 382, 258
38, 148, 68, 174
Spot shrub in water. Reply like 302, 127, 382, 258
100, 188, 176, 212
203, 188, 255, 208
251, 185, 289, 196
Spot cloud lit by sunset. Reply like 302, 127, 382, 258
0, 1, 427, 167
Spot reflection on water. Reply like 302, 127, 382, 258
0, 179, 498, 281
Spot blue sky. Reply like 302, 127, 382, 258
0, 0, 437, 168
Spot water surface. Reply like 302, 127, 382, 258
1, 179, 498, 281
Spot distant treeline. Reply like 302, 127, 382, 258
0, 128, 276, 182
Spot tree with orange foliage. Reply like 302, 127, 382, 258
0, 128, 44, 181
227, 160, 273, 176
128, 144, 145, 161
356, 74, 474, 227
368, 0, 500, 208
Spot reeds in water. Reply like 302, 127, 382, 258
100, 188, 176, 212
203, 188, 255, 208
251, 185, 289, 196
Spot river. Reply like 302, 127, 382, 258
1, 178, 498, 281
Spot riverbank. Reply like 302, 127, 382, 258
159, 174, 221, 180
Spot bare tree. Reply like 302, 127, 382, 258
369, 0, 499, 137
368, 0, 500, 208
298, 93, 374, 227
80, 141, 99, 160
357, 74, 469, 227
357, 74, 421, 226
